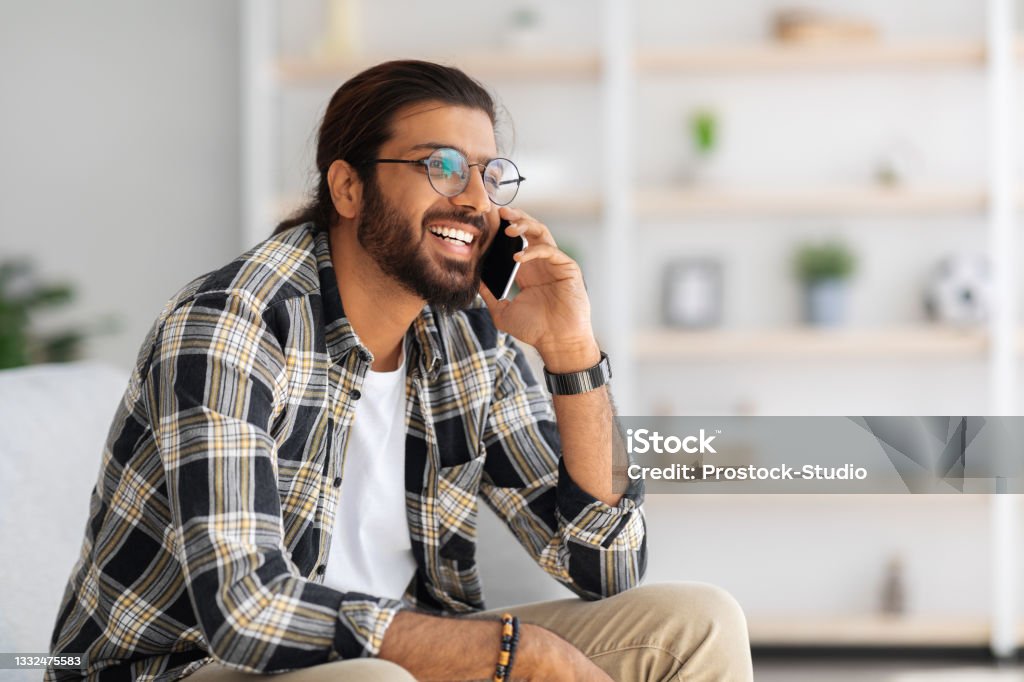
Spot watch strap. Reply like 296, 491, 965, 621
543, 352, 611, 395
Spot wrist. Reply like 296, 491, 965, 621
514, 624, 555, 679
538, 337, 601, 374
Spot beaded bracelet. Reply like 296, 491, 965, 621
506, 616, 521, 678
493, 613, 520, 682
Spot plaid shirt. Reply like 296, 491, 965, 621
47, 223, 646, 681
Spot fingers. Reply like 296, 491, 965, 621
499, 206, 556, 247
514, 242, 575, 266
478, 281, 509, 311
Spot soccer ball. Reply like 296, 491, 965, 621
922, 254, 992, 327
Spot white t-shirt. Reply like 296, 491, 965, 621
323, 344, 417, 601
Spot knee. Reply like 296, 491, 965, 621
621, 582, 750, 640
598, 583, 752, 680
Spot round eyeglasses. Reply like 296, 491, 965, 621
368, 147, 526, 206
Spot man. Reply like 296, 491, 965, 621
48, 60, 752, 681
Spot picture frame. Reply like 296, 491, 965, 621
661, 258, 723, 328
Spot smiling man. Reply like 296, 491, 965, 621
47, 60, 752, 681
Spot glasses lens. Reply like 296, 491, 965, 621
484, 158, 521, 206
426, 148, 469, 196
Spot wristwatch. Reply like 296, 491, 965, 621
543, 352, 612, 395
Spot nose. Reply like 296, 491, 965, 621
450, 166, 491, 214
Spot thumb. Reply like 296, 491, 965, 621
478, 282, 508, 319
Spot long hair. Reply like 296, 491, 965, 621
273, 60, 497, 236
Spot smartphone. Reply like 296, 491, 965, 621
481, 218, 527, 300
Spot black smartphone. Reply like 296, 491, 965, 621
481, 218, 527, 300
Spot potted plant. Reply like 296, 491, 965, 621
0, 259, 109, 369
682, 107, 721, 184
793, 240, 856, 326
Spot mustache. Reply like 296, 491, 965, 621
421, 210, 488, 234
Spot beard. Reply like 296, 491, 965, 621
356, 176, 488, 315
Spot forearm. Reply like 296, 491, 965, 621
542, 339, 621, 508
378, 611, 578, 681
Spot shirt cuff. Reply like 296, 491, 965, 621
332, 595, 405, 660
556, 458, 644, 545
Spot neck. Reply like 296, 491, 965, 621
330, 224, 425, 372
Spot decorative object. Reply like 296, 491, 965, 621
506, 4, 544, 50
875, 139, 923, 187
314, 0, 362, 59
880, 555, 906, 615
662, 259, 723, 328
773, 9, 879, 45
793, 240, 856, 326
923, 254, 992, 327
0, 259, 108, 369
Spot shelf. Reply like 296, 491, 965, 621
277, 186, 992, 223
636, 39, 995, 73
635, 186, 989, 218
276, 52, 601, 85
274, 193, 603, 222
275, 38, 1024, 85
516, 194, 604, 219
748, 615, 992, 647
633, 327, 1009, 360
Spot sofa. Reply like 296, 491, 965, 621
0, 361, 569, 660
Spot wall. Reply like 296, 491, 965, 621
0, 0, 242, 369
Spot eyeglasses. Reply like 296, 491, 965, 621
368, 147, 526, 206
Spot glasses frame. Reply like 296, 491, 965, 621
367, 147, 526, 206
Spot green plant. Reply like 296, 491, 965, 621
793, 240, 856, 283
509, 6, 541, 28
0, 259, 92, 369
690, 109, 718, 156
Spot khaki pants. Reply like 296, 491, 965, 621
185, 582, 753, 681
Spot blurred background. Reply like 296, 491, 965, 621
2, 0, 1024, 679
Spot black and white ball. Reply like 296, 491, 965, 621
923, 254, 991, 326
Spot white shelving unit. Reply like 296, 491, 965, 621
633, 326, 1022, 360
241, 0, 1019, 656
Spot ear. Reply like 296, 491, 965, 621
327, 159, 363, 220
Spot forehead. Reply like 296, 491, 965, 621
384, 102, 498, 161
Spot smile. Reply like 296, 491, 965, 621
427, 224, 475, 246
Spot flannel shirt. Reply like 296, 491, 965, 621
47, 223, 646, 681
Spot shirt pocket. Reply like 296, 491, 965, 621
434, 453, 485, 562
431, 453, 486, 609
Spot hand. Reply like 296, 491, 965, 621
478, 206, 600, 372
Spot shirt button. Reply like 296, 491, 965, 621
316, 565, 326, 575
333, 477, 342, 488
350, 389, 362, 400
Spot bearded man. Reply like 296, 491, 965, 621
48, 60, 752, 682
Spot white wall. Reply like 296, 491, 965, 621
0, 0, 242, 369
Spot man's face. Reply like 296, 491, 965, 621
356, 102, 500, 314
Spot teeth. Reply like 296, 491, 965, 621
428, 225, 473, 245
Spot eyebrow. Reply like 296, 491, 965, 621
406, 142, 494, 165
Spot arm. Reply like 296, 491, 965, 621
543, 341, 618, 507
147, 293, 402, 672
378, 611, 612, 681
479, 333, 645, 600
478, 206, 646, 599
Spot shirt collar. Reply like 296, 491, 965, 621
312, 226, 444, 379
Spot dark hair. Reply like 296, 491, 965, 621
273, 60, 498, 236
